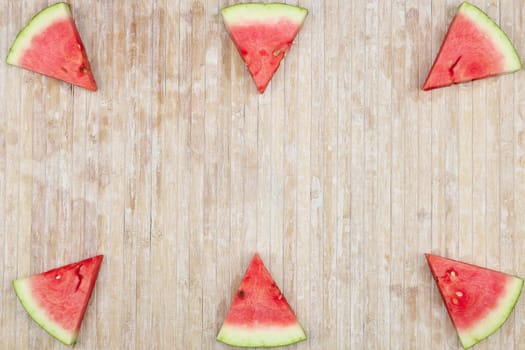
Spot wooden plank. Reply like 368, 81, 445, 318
202, 0, 220, 346
364, 1, 380, 349
91, 0, 116, 348
336, 0, 353, 348
390, 0, 406, 348
513, 1, 525, 348
149, 0, 167, 347
281, 1, 302, 348
404, 1, 420, 348
349, 0, 366, 348
484, 2, 503, 349
322, 0, 338, 348
307, 0, 325, 348
216, 1, 233, 348
0, 0, 7, 337
188, 0, 206, 346
175, 0, 192, 346
294, 0, 313, 348
2, 3, 24, 350
376, 1, 392, 349
417, 1, 433, 349
499, 2, 518, 349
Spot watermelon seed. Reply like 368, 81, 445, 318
55, 275, 61, 280
447, 269, 458, 281
239, 290, 245, 298
452, 297, 459, 305
456, 291, 463, 297
273, 50, 281, 57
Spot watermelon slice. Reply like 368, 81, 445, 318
13, 255, 103, 345
6, 2, 97, 91
423, 2, 521, 90
217, 253, 306, 347
425, 254, 523, 349
221, 3, 308, 93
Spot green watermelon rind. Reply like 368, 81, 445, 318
458, 2, 522, 72
6, 2, 72, 65
221, 3, 308, 26
458, 276, 523, 349
217, 323, 306, 348
13, 278, 77, 346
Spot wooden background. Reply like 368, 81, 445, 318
2, 0, 525, 349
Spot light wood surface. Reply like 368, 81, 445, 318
2, 0, 525, 349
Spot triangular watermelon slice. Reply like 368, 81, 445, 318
6, 2, 97, 91
217, 253, 306, 347
221, 3, 308, 93
423, 1, 521, 90
425, 253, 523, 349
13, 255, 103, 345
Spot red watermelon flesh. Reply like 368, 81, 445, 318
423, 2, 521, 90
425, 254, 523, 349
13, 255, 103, 345
6, 2, 97, 91
221, 3, 308, 93
217, 253, 306, 347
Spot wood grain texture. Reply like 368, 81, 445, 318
2, 0, 525, 349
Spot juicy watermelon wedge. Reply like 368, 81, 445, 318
425, 254, 523, 349
6, 2, 97, 91
221, 3, 308, 93
13, 255, 103, 345
423, 2, 521, 90
217, 253, 306, 347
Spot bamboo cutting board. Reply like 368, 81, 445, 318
2, 0, 525, 349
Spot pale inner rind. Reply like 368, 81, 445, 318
221, 3, 308, 27
217, 323, 306, 347
13, 278, 76, 345
6, 2, 71, 65
458, 277, 523, 349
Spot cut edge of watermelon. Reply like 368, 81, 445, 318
217, 323, 306, 348
459, 2, 522, 72
221, 3, 308, 26
6, 2, 71, 65
458, 276, 523, 349
13, 278, 77, 345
